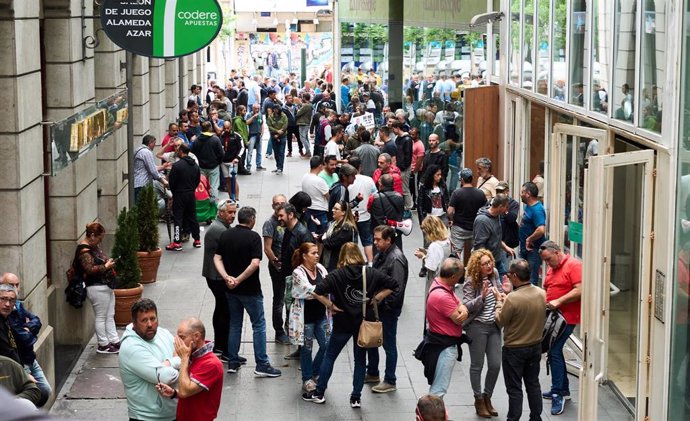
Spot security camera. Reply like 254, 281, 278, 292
470, 11, 505, 27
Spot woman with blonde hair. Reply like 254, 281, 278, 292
461, 249, 509, 418
320, 201, 358, 271
303, 242, 398, 409
414, 215, 452, 291
288, 242, 330, 393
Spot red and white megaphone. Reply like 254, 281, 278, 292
387, 218, 413, 236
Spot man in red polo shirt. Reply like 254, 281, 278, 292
539, 241, 581, 416
156, 317, 223, 421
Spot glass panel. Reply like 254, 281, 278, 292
522, 0, 535, 89
639, 0, 665, 133
612, 0, 637, 123
529, 103, 546, 199
552, 0, 567, 100
569, 0, 586, 106
510, 0, 521, 86
536, 0, 550, 95
493, 22, 501, 77
591, 0, 610, 114
671, 2, 690, 418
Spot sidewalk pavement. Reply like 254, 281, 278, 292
50, 147, 582, 420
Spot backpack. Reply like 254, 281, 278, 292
542, 309, 568, 354
65, 244, 91, 308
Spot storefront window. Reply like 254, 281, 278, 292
612, 0, 637, 123
522, 0, 535, 89
529, 103, 546, 193
591, 0, 609, 114
639, 0, 665, 133
510, 0, 521, 86
493, 22, 501, 77
670, 3, 690, 418
552, 0, 567, 100
535, 0, 550, 95
568, 0, 586, 106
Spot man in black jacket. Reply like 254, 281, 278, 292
190, 121, 223, 202
496, 182, 520, 271
391, 121, 414, 210
368, 174, 404, 249
166, 143, 201, 251
220, 121, 244, 201
366, 225, 409, 394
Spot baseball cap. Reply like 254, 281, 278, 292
496, 181, 509, 192
458, 168, 473, 182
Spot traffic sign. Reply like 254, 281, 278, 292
101, 0, 223, 58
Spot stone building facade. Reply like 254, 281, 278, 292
0, 0, 205, 404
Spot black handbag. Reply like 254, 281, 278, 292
65, 245, 90, 308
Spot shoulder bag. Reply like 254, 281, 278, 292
356, 266, 383, 348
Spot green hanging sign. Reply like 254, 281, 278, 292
101, 0, 223, 58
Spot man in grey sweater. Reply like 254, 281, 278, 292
473, 194, 514, 277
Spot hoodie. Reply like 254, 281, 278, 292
168, 155, 200, 193
314, 265, 399, 334
472, 205, 503, 259
119, 324, 180, 421
190, 132, 223, 169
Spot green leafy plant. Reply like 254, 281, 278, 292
112, 207, 141, 289
136, 184, 160, 253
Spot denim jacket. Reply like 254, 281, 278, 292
8, 301, 42, 365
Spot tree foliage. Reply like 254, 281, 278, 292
136, 184, 160, 253
112, 207, 141, 289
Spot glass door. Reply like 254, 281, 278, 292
580, 148, 654, 421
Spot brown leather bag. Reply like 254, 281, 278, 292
356, 266, 383, 348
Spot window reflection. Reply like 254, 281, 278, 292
640, 0, 665, 133
591, 0, 609, 113
612, 0, 636, 123
569, 0, 586, 106
522, 0, 535, 89
510, 0, 521, 86
552, 0, 567, 100
535, 0, 550, 95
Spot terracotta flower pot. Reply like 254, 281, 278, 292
137, 248, 162, 284
114, 283, 144, 327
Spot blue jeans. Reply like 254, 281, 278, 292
520, 247, 542, 286
316, 330, 367, 398
225, 292, 269, 366
24, 360, 51, 407
366, 307, 401, 385
272, 136, 286, 171
429, 345, 458, 397
266, 137, 273, 155
495, 250, 508, 278
246, 134, 262, 169
548, 324, 575, 396
300, 316, 329, 381
306, 209, 328, 234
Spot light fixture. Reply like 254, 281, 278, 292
313, 18, 319, 24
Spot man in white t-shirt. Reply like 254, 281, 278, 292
347, 156, 378, 263
323, 125, 347, 164
302, 156, 330, 234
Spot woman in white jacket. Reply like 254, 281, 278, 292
288, 242, 330, 393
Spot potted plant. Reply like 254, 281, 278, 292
112, 206, 143, 326
136, 183, 162, 284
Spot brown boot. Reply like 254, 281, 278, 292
474, 396, 492, 418
483, 393, 498, 416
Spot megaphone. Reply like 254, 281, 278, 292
388, 219, 413, 236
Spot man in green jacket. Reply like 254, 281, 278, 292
119, 299, 180, 421
232, 105, 251, 175
0, 355, 41, 408
267, 105, 288, 175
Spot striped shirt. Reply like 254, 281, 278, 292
476, 277, 497, 324
133, 145, 161, 188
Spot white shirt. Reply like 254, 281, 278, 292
348, 174, 377, 222
324, 140, 341, 160
302, 173, 330, 211
424, 239, 451, 272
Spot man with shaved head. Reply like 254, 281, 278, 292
156, 317, 224, 421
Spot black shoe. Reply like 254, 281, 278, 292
254, 364, 281, 378
419, 267, 428, 278
350, 395, 361, 408
239, 356, 247, 365
227, 362, 241, 373
218, 354, 230, 362
238, 170, 252, 175
302, 390, 326, 404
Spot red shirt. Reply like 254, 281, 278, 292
426, 279, 463, 337
411, 140, 426, 172
176, 346, 224, 421
543, 255, 582, 325
372, 165, 403, 194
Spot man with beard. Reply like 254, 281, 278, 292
119, 299, 180, 421
155, 318, 224, 421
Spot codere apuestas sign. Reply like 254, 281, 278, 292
101, 0, 223, 58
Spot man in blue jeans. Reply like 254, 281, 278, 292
366, 225, 409, 393
213, 206, 281, 378
245, 103, 266, 172
519, 181, 546, 285
540, 241, 581, 415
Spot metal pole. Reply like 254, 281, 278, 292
332, 0, 341, 113
301, 47, 307, 85
126, 51, 135, 207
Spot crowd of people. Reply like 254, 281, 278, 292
0, 68, 581, 421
